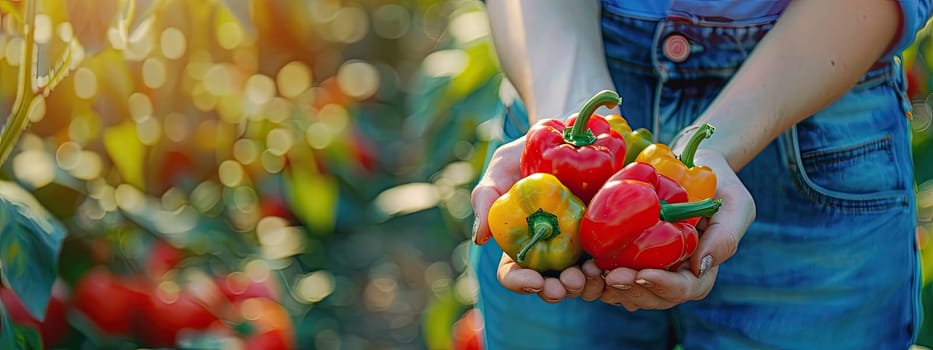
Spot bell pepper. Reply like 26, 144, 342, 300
635, 123, 717, 202
487, 173, 586, 272
520, 90, 627, 203
605, 114, 654, 165
579, 162, 721, 271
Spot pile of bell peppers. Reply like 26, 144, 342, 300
486, 90, 721, 273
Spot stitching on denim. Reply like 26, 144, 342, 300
800, 135, 893, 168
786, 127, 907, 213
788, 166, 907, 213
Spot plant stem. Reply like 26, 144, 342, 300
0, 0, 37, 166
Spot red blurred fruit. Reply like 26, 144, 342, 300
452, 308, 484, 350
244, 329, 292, 350
260, 195, 293, 221
231, 298, 294, 350
137, 282, 219, 348
0, 281, 70, 348
155, 151, 194, 191
148, 240, 184, 278
349, 129, 378, 173
73, 268, 148, 336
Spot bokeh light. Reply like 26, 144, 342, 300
0, 1, 510, 349
276, 61, 312, 99
142, 57, 167, 89
336, 60, 380, 100
160, 27, 187, 59
73, 67, 97, 99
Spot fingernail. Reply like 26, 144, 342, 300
635, 279, 653, 288
471, 220, 480, 242
611, 284, 632, 290
522, 287, 542, 294
699, 255, 713, 277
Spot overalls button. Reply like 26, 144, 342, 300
663, 34, 690, 63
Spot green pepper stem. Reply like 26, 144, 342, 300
659, 198, 722, 223
678, 123, 715, 168
563, 90, 622, 147
517, 209, 560, 264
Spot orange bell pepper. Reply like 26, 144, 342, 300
635, 123, 716, 202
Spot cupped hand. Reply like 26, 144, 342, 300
471, 136, 525, 246
599, 149, 755, 310
471, 136, 605, 302
498, 253, 605, 303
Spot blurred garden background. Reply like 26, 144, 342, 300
0, 0, 930, 349
0, 0, 500, 348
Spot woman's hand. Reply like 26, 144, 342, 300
599, 149, 755, 310
471, 136, 606, 303
498, 253, 605, 303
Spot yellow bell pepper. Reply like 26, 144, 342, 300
488, 173, 585, 272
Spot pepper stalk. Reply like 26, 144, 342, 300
563, 90, 622, 147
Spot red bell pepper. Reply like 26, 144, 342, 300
520, 90, 627, 203
580, 162, 721, 270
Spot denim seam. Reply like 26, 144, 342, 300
784, 126, 908, 213
799, 135, 893, 167
651, 20, 667, 141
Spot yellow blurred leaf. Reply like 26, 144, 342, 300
103, 120, 145, 188
448, 30, 499, 101
283, 149, 338, 235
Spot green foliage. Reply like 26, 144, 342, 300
0, 181, 67, 321
0, 303, 43, 350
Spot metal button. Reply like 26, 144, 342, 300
663, 34, 690, 63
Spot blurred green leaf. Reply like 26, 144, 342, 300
918, 282, 933, 347
0, 300, 14, 350
449, 40, 500, 101
0, 181, 66, 321
283, 160, 339, 236
0, 303, 43, 350
104, 121, 146, 189
421, 288, 464, 350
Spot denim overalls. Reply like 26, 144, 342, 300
471, 7, 920, 350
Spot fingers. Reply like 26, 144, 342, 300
601, 268, 645, 309
497, 253, 544, 294
471, 186, 502, 245
633, 267, 716, 304
600, 266, 719, 310
471, 138, 525, 245
559, 266, 586, 298
539, 278, 567, 303
580, 260, 604, 301
497, 253, 605, 304
689, 149, 756, 277
690, 180, 755, 277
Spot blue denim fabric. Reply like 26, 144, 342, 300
471, 8, 920, 350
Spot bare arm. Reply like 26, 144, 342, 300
694, 0, 902, 170
486, 0, 617, 122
